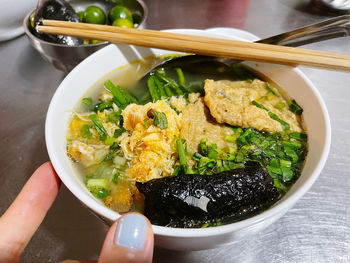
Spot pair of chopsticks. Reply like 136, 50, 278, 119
38, 20, 350, 72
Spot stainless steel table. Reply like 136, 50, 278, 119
1, 0, 349, 262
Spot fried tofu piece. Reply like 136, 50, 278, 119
204, 79, 302, 133
180, 98, 234, 154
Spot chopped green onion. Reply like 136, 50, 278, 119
266, 83, 279, 96
252, 100, 290, 131
176, 68, 185, 86
147, 75, 161, 102
143, 118, 149, 128
114, 128, 126, 138
154, 75, 167, 99
104, 80, 128, 107
207, 148, 218, 159
153, 112, 168, 129
164, 84, 174, 97
113, 155, 127, 167
112, 172, 120, 184
288, 99, 303, 115
282, 141, 303, 149
95, 189, 109, 198
289, 132, 307, 140
87, 178, 107, 190
104, 137, 115, 146
81, 124, 92, 139
95, 101, 113, 112
82, 97, 92, 105
89, 114, 107, 141
275, 102, 286, 110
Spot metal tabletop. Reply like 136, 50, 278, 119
0, 0, 349, 262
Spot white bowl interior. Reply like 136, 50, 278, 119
46, 28, 330, 249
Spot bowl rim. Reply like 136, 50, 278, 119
23, 0, 148, 48
45, 28, 331, 238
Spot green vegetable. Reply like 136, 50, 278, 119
83, 6, 106, 25
164, 85, 174, 97
112, 172, 120, 184
86, 178, 108, 197
147, 75, 161, 102
156, 71, 183, 95
176, 68, 185, 86
174, 138, 193, 175
143, 119, 149, 128
266, 83, 279, 96
289, 132, 307, 141
95, 189, 109, 198
82, 97, 92, 105
94, 101, 113, 112
288, 99, 303, 115
104, 137, 115, 146
113, 155, 127, 166
154, 76, 167, 99
81, 124, 92, 138
104, 80, 127, 106
252, 100, 290, 131
275, 102, 286, 110
153, 112, 168, 129
113, 128, 126, 138
109, 5, 133, 23
89, 114, 107, 141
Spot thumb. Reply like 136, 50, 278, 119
98, 212, 154, 263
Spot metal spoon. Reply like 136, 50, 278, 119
33, 0, 83, 45
138, 15, 350, 86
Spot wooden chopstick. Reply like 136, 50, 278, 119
38, 20, 350, 71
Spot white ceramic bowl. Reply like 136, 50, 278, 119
46, 28, 331, 251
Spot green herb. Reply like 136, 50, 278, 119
288, 99, 303, 115
104, 80, 128, 107
252, 100, 290, 131
95, 101, 113, 112
113, 155, 127, 167
275, 102, 286, 110
81, 124, 92, 138
143, 118, 149, 128
153, 112, 168, 129
104, 137, 115, 146
113, 128, 126, 138
176, 68, 185, 86
86, 178, 109, 199
82, 97, 93, 105
173, 138, 193, 175
289, 132, 307, 141
89, 114, 107, 141
266, 83, 279, 96
112, 172, 120, 184
95, 188, 109, 198
147, 75, 161, 102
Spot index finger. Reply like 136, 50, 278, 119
0, 162, 61, 259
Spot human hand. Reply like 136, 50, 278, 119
0, 162, 154, 263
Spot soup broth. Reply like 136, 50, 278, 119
67, 56, 307, 228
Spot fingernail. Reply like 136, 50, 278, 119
114, 214, 148, 250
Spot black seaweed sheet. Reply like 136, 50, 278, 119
136, 162, 280, 228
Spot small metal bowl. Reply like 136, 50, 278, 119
23, 0, 148, 72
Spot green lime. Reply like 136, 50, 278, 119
83, 6, 106, 25
90, 39, 104, 44
109, 5, 133, 23
112, 18, 134, 28
77, 11, 84, 22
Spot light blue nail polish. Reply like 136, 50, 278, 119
114, 214, 148, 250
